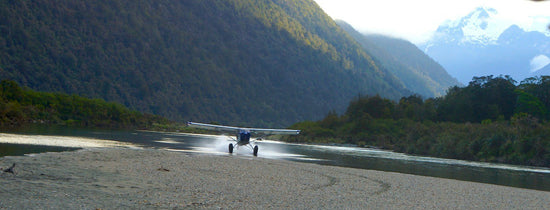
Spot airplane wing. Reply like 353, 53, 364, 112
247, 128, 300, 135
187, 122, 300, 135
187, 122, 242, 133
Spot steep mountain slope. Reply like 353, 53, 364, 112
420, 7, 550, 83
0, 0, 410, 127
337, 21, 460, 97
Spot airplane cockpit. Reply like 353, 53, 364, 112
237, 130, 251, 145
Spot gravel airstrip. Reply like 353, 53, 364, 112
0, 138, 549, 209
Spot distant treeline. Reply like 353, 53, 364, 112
285, 76, 550, 167
0, 80, 169, 129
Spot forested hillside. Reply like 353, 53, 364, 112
0, 0, 412, 127
337, 21, 461, 97
286, 76, 550, 167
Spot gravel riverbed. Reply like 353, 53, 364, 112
0, 148, 549, 209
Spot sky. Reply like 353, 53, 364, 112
313, 0, 550, 44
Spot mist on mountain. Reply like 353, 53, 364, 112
337, 20, 460, 97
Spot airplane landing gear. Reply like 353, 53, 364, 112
229, 143, 234, 154
253, 145, 259, 156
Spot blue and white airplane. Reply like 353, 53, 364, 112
187, 122, 300, 156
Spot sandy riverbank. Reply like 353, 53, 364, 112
0, 148, 549, 209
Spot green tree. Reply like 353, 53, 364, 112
345, 95, 395, 120
519, 76, 550, 120
515, 90, 547, 119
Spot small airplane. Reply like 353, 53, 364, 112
187, 122, 300, 156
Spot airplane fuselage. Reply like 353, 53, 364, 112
237, 130, 251, 145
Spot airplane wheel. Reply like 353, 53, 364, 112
253, 145, 258, 156
229, 143, 234, 154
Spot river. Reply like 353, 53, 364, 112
1, 126, 549, 191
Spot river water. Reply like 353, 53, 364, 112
1, 126, 549, 191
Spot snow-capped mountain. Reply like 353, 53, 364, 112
432, 7, 503, 46
420, 7, 550, 84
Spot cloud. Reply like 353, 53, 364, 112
530, 54, 550, 72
